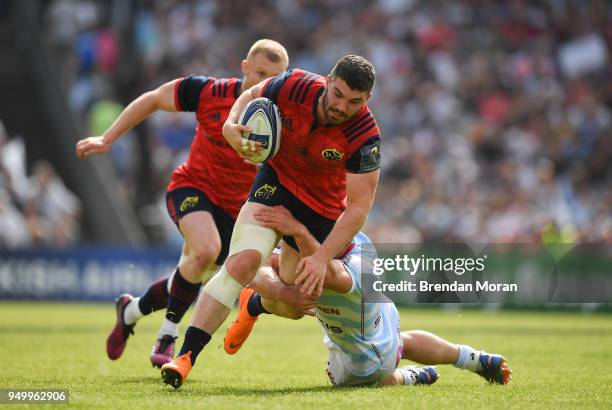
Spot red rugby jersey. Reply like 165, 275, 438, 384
262, 69, 381, 220
167, 76, 255, 219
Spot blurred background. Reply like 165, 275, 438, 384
0, 0, 611, 301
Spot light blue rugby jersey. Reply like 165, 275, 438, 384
316, 232, 400, 376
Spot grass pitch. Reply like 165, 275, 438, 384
0, 302, 611, 409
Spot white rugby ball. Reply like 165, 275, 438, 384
238, 97, 282, 163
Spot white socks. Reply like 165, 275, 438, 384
454, 345, 482, 372
157, 318, 179, 339
123, 297, 144, 325
122, 296, 179, 339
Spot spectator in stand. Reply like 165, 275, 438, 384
24, 161, 81, 247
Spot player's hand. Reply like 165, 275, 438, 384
222, 122, 262, 161
75, 136, 110, 159
279, 284, 318, 316
254, 206, 303, 237
295, 253, 328, 295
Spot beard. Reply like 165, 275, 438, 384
322, 90, 348, 125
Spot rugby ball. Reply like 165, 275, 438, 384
238, 97, 282, 163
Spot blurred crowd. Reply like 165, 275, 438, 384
27, 0, 612, 247
0, 120, 81, 248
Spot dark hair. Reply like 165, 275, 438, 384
329, 55, 375, 93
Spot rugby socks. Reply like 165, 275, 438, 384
123, 297, 144, 325
124, 276, 171, 325
166, 268, 202, 324
454, 345, 482, 372
178, 326, 211, 365
157, 318, 179, 339
138, 277, 170, 315
247, 292, 270, 317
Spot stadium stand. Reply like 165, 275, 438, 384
2, 0, 611, 246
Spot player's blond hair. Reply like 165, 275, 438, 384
246, 39, 289, 67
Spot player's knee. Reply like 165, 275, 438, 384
190, 241, 221, 270
402, 331, 414, 344
401, 331, 415, 355
225, 250, 262, 283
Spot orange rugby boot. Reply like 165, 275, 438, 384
224, 287, 259, 355
161, 351, 192, 389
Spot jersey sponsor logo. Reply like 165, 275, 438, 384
207, 112, 222, 122
317, 306, 341, 315
318, 317, 343, 333
321, 148, 344, 161
179, 196, 199, 212
254, 184, 277, 200
359, 140, 381, 173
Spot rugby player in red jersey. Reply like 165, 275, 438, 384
75, 39, 289, 367
161, 55, 382, 389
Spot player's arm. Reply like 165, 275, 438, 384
254, 206, 353, 295
248, 264, 319, 316
221, 80, 267, 159
294, 227, 353, 294
75, 79, 179, 159
295, 169, 379, 295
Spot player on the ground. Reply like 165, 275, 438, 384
161, 55, 383, 388
230, 205, 512, 387
75, 39, 289, 367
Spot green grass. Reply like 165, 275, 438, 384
0, 303, 611, 409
